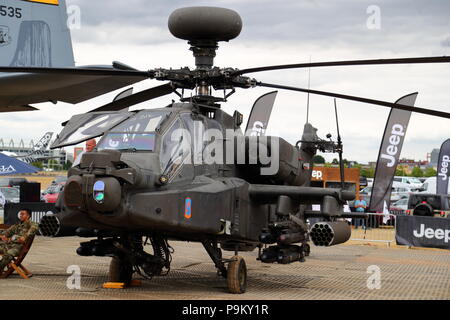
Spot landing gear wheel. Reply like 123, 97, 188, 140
304, 243, 310, 257
109, 256, 133, 285
227, 255, 247, 294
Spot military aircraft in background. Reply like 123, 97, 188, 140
0, 0, 74, 112
0, 131, 54, 163
0, 0, 137, 113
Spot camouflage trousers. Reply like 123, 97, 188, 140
0, 243, 22, 271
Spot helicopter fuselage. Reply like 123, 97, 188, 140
56, 102, 312, 245
38, 100, 356, 285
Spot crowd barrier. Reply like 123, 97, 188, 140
349, 211, 408, 245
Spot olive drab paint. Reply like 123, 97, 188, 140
370, 93, 417, 213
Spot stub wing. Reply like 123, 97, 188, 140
249, 184, 365, 218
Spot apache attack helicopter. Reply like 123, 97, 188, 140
1, 7, 450, 294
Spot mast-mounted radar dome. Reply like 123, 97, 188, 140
168, 7, 242, 42
168, 7, 242, 69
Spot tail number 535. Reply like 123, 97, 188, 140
0, 6, 23, 19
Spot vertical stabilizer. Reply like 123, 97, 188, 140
14, 132, 54, 163
0, 0, 74, 67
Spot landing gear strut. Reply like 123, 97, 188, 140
109, 255, 133, 285
202, 240, 227, 277
202, 240, 248, 294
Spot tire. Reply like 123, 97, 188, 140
304, 243, 310, 257
413, 203, 433, 217
227, 255, 247, 294
109, 256, 133, 285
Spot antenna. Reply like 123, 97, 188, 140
334, 99, 345, 189
306, 56, 311, 123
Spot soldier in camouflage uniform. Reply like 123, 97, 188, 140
0, 209, 38, 275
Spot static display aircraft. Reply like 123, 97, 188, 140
0, 0, 74, 112
0, 132, 54, 163
1, 6, 450, 293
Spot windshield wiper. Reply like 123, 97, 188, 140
119, 147, 138, 152
156, 113, 171, 132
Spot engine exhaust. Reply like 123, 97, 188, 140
310, 221, 351, 246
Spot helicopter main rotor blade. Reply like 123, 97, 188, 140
257, 82, 450, 119
0, 66, 150, 77
88, 83, 174, 112
0, 67, 150, 108
233, 56, 450, 76
0, 105, 38, 113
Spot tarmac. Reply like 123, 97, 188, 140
1, 235, 449, 300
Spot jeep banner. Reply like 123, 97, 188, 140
245, 91, 277, 136
369, 93, 417, 212
436, 138, 450, 195
396, 215, 450, 250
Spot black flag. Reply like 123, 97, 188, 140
245, 91, 277, 136
436, 139, 450, 195
369, 93, 417, 212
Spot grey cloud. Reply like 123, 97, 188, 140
66, 0, 450, 55
3, 0, 449, 164
442, 37, 450, 47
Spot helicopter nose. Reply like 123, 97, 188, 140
64, 175, 122, 213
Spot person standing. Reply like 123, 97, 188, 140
354, 196, 367, 229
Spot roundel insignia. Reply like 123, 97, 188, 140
184, 197, 192, 219
0, 26, 12, 47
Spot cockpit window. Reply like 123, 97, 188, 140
113, 110, 170, 133
96, 110, 170, 152
160, 119, 191, 177
180, 113, 205, 164
51, 112, 132, 149
98, 133, 156, 151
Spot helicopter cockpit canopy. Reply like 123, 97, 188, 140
97, 110, 170, 152
51, 110, 171, 150
51, 112, 134, 149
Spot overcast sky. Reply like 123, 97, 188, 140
1, 0, 450, 163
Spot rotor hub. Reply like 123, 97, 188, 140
189, 40, 218, 70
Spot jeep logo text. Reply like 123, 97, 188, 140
380, 124, 405, 167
